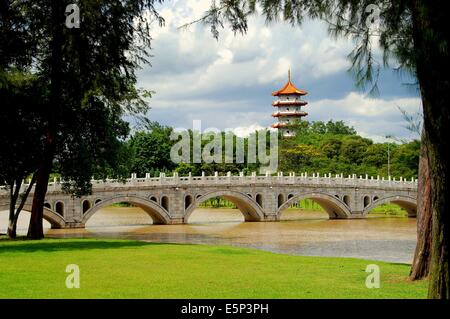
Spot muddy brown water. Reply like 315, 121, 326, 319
0, 207, 417, 263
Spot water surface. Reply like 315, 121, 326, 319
0, 207, 417, 263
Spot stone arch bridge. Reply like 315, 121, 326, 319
0, 172, 418, 229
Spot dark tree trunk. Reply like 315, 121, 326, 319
7, 173, 37, 239
410, 128, 432, 280
7, 178, 20, 238
8, 221, 17, 238
27, 149, 53, 239
27, 0, 62, 239
7, 216, 17, 238
411, 0, 450, 299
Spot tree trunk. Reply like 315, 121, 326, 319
7, 218, 17, 239
7, 178, 21, 239
411, 0, 450, 299
27, 151, 52, 239
7, 220, 16, 238
410, 128, 432, 280
11, 173, 36, 236
425, 108, 450, 299
7, 173, 37, 239
27, 0, 62, 239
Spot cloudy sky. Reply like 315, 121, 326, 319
136, 0, 422, 142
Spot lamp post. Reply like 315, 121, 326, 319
385, 135, 393, 177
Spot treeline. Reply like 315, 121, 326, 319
110, 120, 419, 179
280, 121, 419, 178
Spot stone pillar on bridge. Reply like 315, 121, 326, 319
350, 190, 364, 217
166, 186, 185, 224
59, 195, 85, 229
261, 187, 279, 221
69, 197, 86, 228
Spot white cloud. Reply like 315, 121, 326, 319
141, 1, 354, 96
311, 93, 422, 141
229, 125, 268, 137
136, 0, 421, 142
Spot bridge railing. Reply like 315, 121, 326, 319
0, 172, 418, 195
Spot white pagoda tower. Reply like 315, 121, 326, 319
271, 70, 308, 137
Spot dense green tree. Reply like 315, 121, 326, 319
129, 123, 176, 176
391, 140, 421, 176
0, 0, 164, 239
28, 0, 162, 239
272, 121, 417, 178
310, 121, 327, 134
363, 144, 388, 169
0, 71, 44, 238
175, 163, 200, 176
325, 120, 357, 135
340, 137, 372, 165
280, 144, 322, 173
1, 2, 45, 237
321, 139, 342, 159
0, 0, 36, 69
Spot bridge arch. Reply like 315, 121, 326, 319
21, 204, 66, 229
184, 190, 265, 223
363, 195, 417, 217
82, 195, 171, 225
277, 192, 352, 219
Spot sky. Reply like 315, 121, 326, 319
136, 0, 422, 142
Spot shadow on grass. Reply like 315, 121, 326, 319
385, 261, 413, 267
0, 238, 174, 253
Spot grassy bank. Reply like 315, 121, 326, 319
370, 204, 408, 216
0, 238, 426, 299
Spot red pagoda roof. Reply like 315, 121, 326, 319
272, 70, 308, 96
272, 100, 308, 107
271, 123, 296, 129
272, 111, 308, 118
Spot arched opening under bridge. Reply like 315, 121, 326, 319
184, 190, 264, 224
277, 192, 352, 220
83, 195, 170, 228
363, 195, 417, 218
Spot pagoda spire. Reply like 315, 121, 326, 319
288, 69, 291, 82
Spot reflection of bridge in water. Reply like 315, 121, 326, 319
0, 172, 418, 229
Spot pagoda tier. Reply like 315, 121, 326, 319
272, 111, 308, 118
271, 70, 308, 137
272, 100, 308, 107
271, 123, 294, 129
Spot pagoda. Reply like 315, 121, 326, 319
271, 70, 308, 137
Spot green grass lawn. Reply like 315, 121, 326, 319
370, 203, 408, 216
0, 238, 427, 299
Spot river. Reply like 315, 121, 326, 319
0, 207, 417, 263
